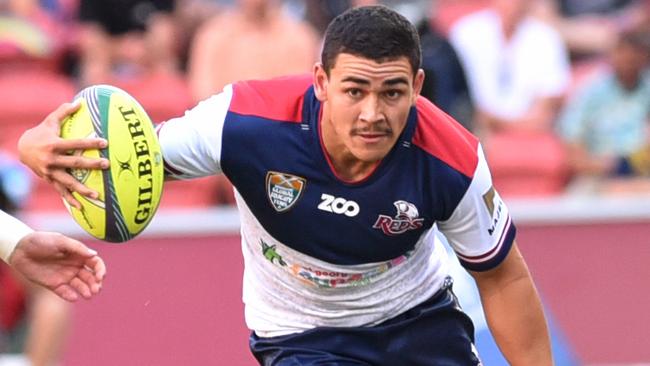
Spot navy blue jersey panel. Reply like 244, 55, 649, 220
220, 90, 473, 265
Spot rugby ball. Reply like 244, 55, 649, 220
59, 85, 164, 242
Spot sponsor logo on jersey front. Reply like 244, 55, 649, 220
257, 239, 411, 288
373, 200, 424, 235
266, 171, 306, 212
261, 239, 287, 266
318, 193, 360, 217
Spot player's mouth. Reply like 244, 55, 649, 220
356, 133, 389, 144
352, 125, 393, 144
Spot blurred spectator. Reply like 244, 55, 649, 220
77, 0, 180, 85
0, 151, 70, 366
173, 0, 224, 69
304, 0, 430, 36
187, 0, 319, 101
187, 0, 318, 204
450, 0, 570, 134
303, 1, 353, 35
431, 0, 491, 35
449, 0, 571, 196
0, 0, 71, 72
558, 28, 650, 193
418, 15, 473, 130
533, 0, 650, 62
0, 153, 30, 212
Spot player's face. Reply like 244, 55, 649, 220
314, 53, 424, 174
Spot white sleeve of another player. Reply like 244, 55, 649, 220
156, 85, 233, 179
0, 210, 34, 263
437, 144, 516, 272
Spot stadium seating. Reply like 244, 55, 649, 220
0, 69, 76, 152
0, 70, 76, 212
0, 69, 225, 211
486, 131, 569, 197
112, 71, 193, 123
159, 176, 226, 209
113, 72, 228, 207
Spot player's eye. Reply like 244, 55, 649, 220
384, 90, 403, 100
346, 88, 363, 99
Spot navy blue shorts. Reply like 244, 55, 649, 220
249, 279, 481, 365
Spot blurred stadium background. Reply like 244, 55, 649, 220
18, 200, 647, 365
2, 0, 650, 365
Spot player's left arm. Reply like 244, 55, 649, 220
469, 242, 552, 365
437, 144, 551, 365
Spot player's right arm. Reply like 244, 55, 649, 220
18, 101, 110, 208
19, 85, 232, 202
156, 85, 232, 180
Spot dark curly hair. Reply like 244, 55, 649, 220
321, 5, 422, 76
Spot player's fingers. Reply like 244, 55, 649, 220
55, 138, 108, 154
54, 284, 80, 302
53, 181, 81, 210
85, 256, 107, 281
46, 101, 81, 127
53, 154, 109, 171
78, 268, 102, 294
51, 169, 99, 199
56, 234, 97, 259
70, 277, 92, 299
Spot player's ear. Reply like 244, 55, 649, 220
411, 69, 424, 105
411, 68, 425, 105
313, 63, 329, 102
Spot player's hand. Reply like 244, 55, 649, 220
8, 231, 106, 302
18, 102, 110, 208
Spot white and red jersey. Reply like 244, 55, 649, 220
157, 75, 516, 337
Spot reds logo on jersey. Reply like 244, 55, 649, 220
373, 200, 424, 235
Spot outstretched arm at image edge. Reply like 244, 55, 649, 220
1, 210, 106, 302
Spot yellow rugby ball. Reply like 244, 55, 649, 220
59, 85, 164, 242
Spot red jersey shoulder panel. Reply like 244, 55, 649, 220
412, 97, 479, 178
229, 74, 313, 123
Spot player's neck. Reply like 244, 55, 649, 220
327, 150, 379, 182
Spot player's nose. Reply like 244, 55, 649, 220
358, 94, 384, 124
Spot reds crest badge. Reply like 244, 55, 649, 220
266, 171, 307, 212
373, 200, 425, 235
